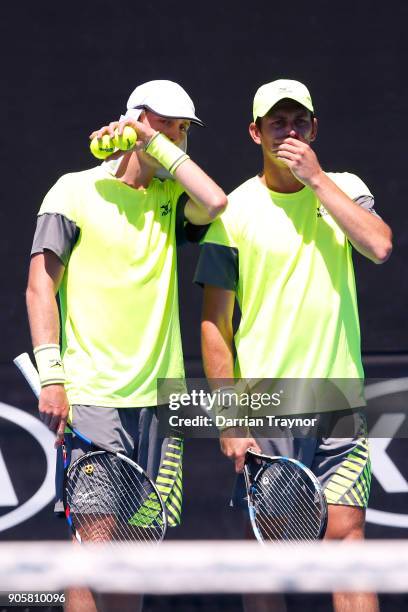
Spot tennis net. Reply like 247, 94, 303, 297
0, 540, 407, 594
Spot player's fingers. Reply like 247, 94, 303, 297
89, 126, 114, 140
276, 151, 298, 164
104, 138, 143, 159
246, 439, 261, 463
39, 407, 52, 427
90, 129, 106, 140
284, 137, 306, 147
278, 142, 300, 154
117, 119, 138, 135
276, 150, 295, 161
108, 121, 119, 137
277, 148, 299, 158
54, 417, 67, 448
89, 130, 106, 140
249, 439, 262, 455
235, 455, 245, 473
48, 413, 62, 433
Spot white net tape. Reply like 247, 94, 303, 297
1, 540, 407, 594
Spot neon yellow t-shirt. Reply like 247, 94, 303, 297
36, 166, 186, 407
196, 173, 373, 380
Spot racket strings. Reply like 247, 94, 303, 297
250, 468, 303, 540
103, 459, 163, 542
254, 486, 306, 541
69, 458, 162, 545
262, 462, 322, 524
252, 462, 324, 541
254, 482, 316, 541
256, 466, 320, 540
66, 452, 165, 544
255, 474, 321, 541
255, 483, 316, 541
67, 459, 156, 545
116, 460, 163, 525
267, 463, 323, 526
104, 458, 164, 541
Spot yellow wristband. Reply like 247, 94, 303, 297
145, 132, 190, 174
33, 344, 66, 387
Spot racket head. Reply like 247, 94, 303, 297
63, 449, 167, 544
244, 450, 328, 543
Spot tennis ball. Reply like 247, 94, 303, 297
113, 126, 137, 151
89, 135, 115, 159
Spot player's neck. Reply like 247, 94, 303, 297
261, 163, 305, 194
115, 151, 156, 189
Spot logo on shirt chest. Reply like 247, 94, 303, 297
317, 204, 328, 218
160, 201, 172, 216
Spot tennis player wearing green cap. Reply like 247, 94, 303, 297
27, 79, 227, 612
195, 79, 392, 612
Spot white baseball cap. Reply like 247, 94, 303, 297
126, 79, 204, 126
253, 79, 314, 121
103, 79, 196, 179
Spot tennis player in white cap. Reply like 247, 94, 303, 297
26, 79, 227, 612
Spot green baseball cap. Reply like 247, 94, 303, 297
253, 79, 314, 121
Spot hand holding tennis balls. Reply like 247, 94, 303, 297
89, 134, 115, 160
89, 125, 137, 159
113, 126, 137, 151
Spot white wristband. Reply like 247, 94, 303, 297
33, 344, 66, 387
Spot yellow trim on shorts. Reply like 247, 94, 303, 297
324, 441, 371, 508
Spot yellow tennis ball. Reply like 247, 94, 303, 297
89, 135, 115, 159
113, 126, 137, 151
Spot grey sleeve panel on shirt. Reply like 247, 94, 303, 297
194, 243, 238, 290
353, 195, 381, 218
31, 213, 80, 266
175, 193, 211, 246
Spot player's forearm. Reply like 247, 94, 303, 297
174, 160, 228, 224
201, 319, 235, 385
311, 172, 393, 264
26, 283, 61, 347
26, 254, 64, 348
144, 131, 227, 224
203, 318, 253, 451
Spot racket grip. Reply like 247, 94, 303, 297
13, 352, 92, 445
13, 352, 41, 399
14, 352, 113, 447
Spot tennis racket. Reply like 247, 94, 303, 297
13, 352, 167, 544
244, 448, 328, 543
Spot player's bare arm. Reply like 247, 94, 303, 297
202, 285, 260, 472
277, 136, 393, 264
174, 161, 228, 225
26, 252, 69, 441
91, 115, 227, 225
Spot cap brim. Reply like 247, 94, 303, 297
256, 95, 314, 119
134, 105, 205, 127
